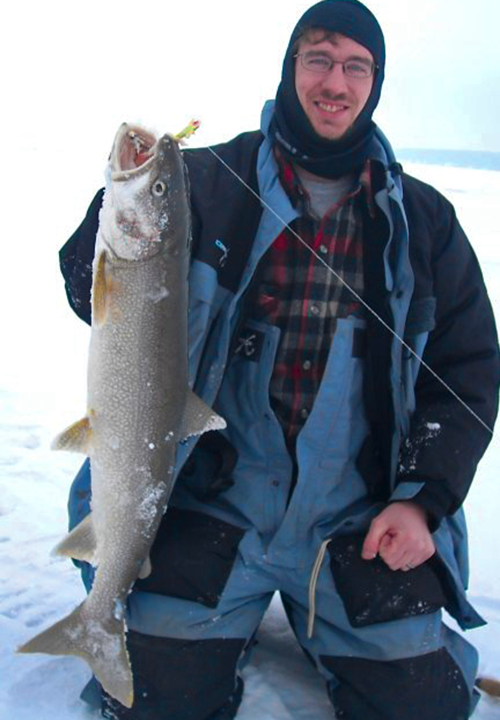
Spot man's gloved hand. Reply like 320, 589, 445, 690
361, 501, 435, 571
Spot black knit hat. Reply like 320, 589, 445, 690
270, 0, 386, 178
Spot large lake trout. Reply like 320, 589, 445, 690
19, 123, 225, 707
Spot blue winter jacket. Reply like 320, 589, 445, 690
60, 103, 500, 630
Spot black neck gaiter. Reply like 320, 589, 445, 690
269, 0, 386, 179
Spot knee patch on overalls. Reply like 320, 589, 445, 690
101, 630, 245, 720
323, 649, 471, 720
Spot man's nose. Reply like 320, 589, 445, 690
320, 63, 349, 93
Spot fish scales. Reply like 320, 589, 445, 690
18, 124, 225, 708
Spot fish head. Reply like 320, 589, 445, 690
100, 123, 191, 262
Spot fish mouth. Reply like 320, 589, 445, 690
110, 124, 159, 181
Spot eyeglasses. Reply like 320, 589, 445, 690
294, 51, 377, 79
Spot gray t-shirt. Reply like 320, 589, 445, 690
296, 166, 357, 220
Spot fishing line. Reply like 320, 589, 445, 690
206, 144, 495, 437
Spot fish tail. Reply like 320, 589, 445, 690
18, 602, 134, 708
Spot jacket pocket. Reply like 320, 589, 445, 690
134, 507, 245, 609
328, 534, 446, 628
177, 432, 237, 502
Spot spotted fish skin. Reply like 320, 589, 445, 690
18, 124, 225, 709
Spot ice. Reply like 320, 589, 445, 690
146, 286, 170, 303
136, 482, 167, 530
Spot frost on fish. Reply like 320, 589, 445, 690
137, 482, 168, 530
113, 599, 126, 622
18, 602, 133, 707
20, 123, 225, 710
108, 435, 121, 450
146, 286, 170, 303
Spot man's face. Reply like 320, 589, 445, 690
294, 32, 375, 141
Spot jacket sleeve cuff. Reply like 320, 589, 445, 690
389, 481, 455, 532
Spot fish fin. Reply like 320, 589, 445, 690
138, 556, 152, 579
52, 514, 96, 563
92, 251, 109, 325
180, 390, 226, 441
18, 602, 133, 708
51, 416, 92, 454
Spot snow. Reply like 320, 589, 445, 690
1, 159, 500, 718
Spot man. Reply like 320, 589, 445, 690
60, 1, 500, 718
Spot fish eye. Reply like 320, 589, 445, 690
152, 180, 167, 197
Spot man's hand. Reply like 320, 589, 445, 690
361, 501, 435, 571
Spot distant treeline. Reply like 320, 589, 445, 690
395, 149, 500, 172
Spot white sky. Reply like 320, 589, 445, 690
3, 0, 500, 161
2, 0, 498, 304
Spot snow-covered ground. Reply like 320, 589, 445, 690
1, 156, 500, 719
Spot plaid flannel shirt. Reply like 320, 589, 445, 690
253, 151, 374, 445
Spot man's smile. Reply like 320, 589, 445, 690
315, 100, 350, 114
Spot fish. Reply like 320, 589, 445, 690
18, 123, 225, 708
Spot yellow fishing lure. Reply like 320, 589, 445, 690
174, 120, 201, 144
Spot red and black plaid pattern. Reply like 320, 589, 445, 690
254, 151, 373, 444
